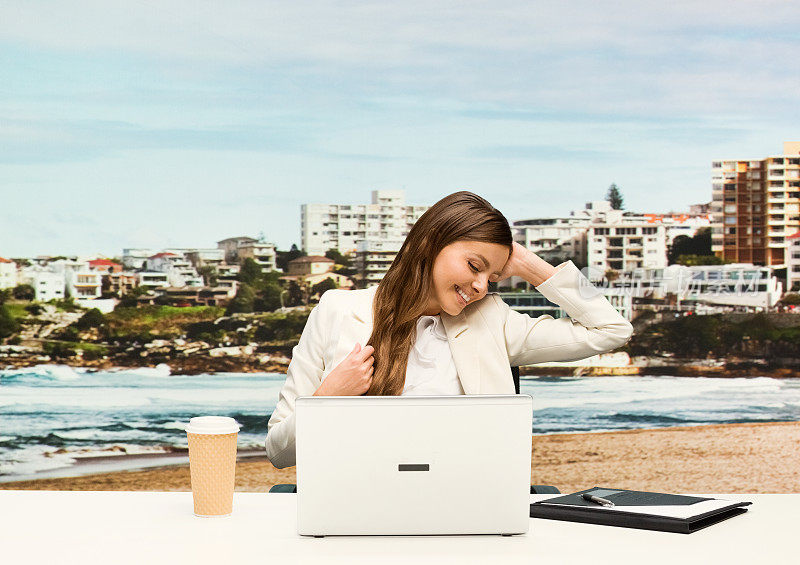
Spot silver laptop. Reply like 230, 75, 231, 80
295, 395, 533, 536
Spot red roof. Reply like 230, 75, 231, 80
149, 252, 178, 259
0, 257, 12, 264
788, 231, 800, 240
89, 259, 117, 266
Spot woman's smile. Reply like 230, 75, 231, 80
455, 284, 471, 306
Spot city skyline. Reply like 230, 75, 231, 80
2, 1, 798, 256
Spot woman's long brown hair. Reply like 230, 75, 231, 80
365, 191, 513, 396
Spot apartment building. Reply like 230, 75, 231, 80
217, 237, 257, 263
236, 241, 277, 271
512, 201, 705, 278
587, 216, 667, 277
106, 272, 139, 296
43, 260, 102, 300
711, 141, 800, 266
216, 237, 277, 271
145, 252, 203, 287
138, 272, 170, 289
185, 248, 225, 269
301, 190, 429, 256
0, 257, 17, 290
786, 231, 800, 291
513, 214, 592, 264
353, 239, 404, 288
122, 248, 157, 270
19, 269, 66, 302
642, 213, 711, 245
606, 263, 782, 315
66, 269, 102, 300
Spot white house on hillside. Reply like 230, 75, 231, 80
0, 257, 17, 290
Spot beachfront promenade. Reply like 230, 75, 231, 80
0, 490, 793, 564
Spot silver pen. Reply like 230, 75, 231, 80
582, 493, 615, 507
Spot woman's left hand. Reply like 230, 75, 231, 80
492, 242, 563, 286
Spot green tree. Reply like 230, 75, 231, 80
262, 270, 282, 285
226, 283, 256, 314
605, 183, 624, 210
0, 304, 19, 339
198, 265, 219, 287
781, 293, 800, 305
287, 280, 305, 307
254, 282, 284, 312
24, 303, 43, 316
325, 249, 350, 267
76, 308, 105, 330
12, 284, 35, 301
329, 249, 357, 277
0, 288, 11, 305
238, 258, 263, 287
668, 227, 712, 264
117, 286, 151, 309
312, 277, 338, 298
276, 244, 306, 272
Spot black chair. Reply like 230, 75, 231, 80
511, 365, 520, 394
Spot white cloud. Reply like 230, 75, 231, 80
3, 1, 798, 64
3, 1, 798, 117
1, 1, 799, 255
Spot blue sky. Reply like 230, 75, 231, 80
1, 1, 799, 257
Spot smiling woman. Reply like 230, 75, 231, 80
264, 191, 634, 468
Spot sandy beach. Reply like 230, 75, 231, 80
2, 421, 798, 493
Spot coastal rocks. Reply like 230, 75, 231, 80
208, 345, 256, 357
17, 306, 83, 341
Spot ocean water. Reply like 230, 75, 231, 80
1, 365, 799, 480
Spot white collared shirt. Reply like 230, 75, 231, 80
402, 314, 465, 396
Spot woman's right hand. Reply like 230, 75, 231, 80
313, 343, 375, 396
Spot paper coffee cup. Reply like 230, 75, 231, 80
185, 416, 241, 517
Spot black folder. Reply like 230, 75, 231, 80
530, 487, 752, 534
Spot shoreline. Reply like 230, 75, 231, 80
0, 448, 269, 484
2, 422, 798, 493
4, 357, 800, 378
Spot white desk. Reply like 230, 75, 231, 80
0, 491, 792, 565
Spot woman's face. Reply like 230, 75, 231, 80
424, 240, 510, 316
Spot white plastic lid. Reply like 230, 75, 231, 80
184, 416, 241, 435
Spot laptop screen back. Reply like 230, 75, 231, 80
295, 395, 533, 536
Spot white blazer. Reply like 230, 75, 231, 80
265, 260, 633, 468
